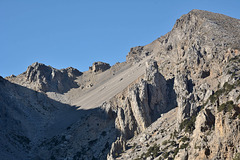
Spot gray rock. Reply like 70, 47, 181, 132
89, 61, 111, 73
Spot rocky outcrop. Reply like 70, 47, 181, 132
107, 136, 126, 160
126, 46, 146, 63
8, 62, 82, 93
117, 60, 167, 136
107, 60, 169, 158
89, 61, 111, 73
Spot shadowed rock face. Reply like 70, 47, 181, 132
0, 77, 118, 160
1, 10, 240, 160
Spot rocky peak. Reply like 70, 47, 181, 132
174, 9, 240, 30
126, 10, 240, 65
26, 62, 54, 82
20, 62, 82, 93
170, 9, 240, 48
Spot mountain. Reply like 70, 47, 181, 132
1, 9, 240, 160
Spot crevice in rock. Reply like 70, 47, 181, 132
201, 70, 210, 79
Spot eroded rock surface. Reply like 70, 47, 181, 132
89, 61, 111, 73
7, 62, 82, 93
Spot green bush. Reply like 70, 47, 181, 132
229, 55, 240, 62
180, 142, 189, 149
133, 143, 137, 148
233, 153, 240, 160
180, 136, 190, 142
179, 115, 196, 133
236, 80, 240, 86
223, 82, 234, 91
162, 140, 168, 145
209, 82, 235, 103
209, 89, 224, 103
173, 147, 179, 157
162, 152, 169, 159
237, 94, 240, 101
218, 101, 235, 112
145, 143, 160, 158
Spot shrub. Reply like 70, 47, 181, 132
173, 147, 179, 157
179, 115, 196, 133
218, 101, 235, 112
145, 143, 160, 158
209, 89, 224, 103
236, 80, 240, 86
229, 55, 240, 62
101, 131, 107, 136
162, 152, 169, 159
162, 140, 168, 145
73, 152, 82, 160
180, 136, 190, 142
88, 139, 98, 146
237, 94, 240, 101
233, 153, 240, 160
133, 143, 137, 148
13, 134, 31, 145
170, 140, 177, 146
180, 142, 189, 149
209, 82, 235, 103
223, 82, 234, 92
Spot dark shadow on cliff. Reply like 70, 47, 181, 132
147, 75, 177, 124
0, 76, 119, 160
166, 77, 177, 112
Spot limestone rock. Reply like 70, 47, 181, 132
89, 61, 111, 73
126, 46, 145, 63
175, 149, 188, 160
111, 60, 167, 139
113, 10, 240, 160
8, 62, 82, 93
107, 136, 126, 160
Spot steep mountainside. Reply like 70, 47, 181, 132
1, 9, 240, 160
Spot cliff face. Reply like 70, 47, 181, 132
115, 10, 240, 160
112, 60, 167, 137
126, 9, 240, 124
1, 9, 240, 160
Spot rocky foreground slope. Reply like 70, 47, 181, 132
1, 9, 240, 160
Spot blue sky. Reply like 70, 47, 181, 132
1, 0, 240, 77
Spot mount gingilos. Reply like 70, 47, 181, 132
1, 9, 240, 160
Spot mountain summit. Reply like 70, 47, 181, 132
1, 10, 240, 160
